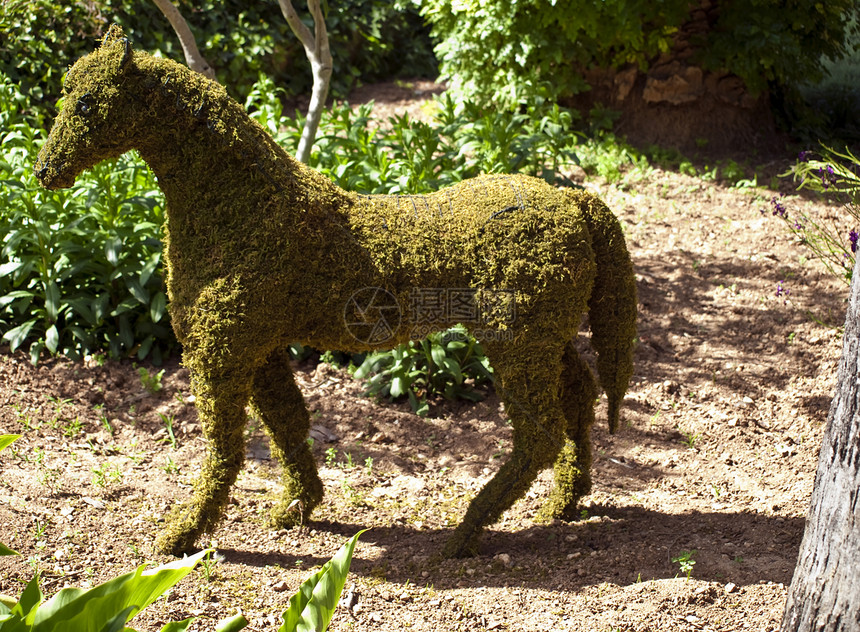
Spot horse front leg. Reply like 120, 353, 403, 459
156, 358, 252, 556
251, 347, 323, 528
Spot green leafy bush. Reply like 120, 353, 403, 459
420, 0, 859, 106
0, 75, 172, 363
0, 0, 105, 112
0, 0, 435, 121
354, 325, 493, 415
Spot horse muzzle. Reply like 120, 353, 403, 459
34, 154, 75, 190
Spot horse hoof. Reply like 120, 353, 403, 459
155, 528, 199, 557
441, 533, 481, 559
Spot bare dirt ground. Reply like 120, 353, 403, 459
0, 84, 853, 631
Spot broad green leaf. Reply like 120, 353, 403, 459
44, 280, 60, 322
390, 375, 406, 398
150, 292, 167, 323
430, 343, 447, 366
100, 605, 137, 632
12, 574, 42, 622
45, 325, 59, 354
0, 290, 34, 307
278, 530, 366, 632
159, 617, 196, 632
0, 543, 19, 556
0, 435, 20, 452
3, 319, 37, 352
126, 279, 149, 306
215, 613, 249, 632
104, 237, 123, 267
30, 549, 210, 632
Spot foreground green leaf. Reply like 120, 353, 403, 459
278, 530, 366, 632
27, 549, 210, 632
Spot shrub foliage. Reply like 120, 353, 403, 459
420, 0, 860, 106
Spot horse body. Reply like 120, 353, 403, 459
36, 26, 636, 557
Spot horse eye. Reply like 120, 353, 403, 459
75, 94, 94, 116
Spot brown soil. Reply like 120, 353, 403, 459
0, 84, 851, 631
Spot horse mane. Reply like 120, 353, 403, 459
124, 50, 337, 202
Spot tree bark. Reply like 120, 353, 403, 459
276, 0, 333, 163
151, 0, 216, 80
781, 257, 860, 632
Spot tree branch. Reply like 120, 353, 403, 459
277, 0, 333, 163
151, 0, 216, 80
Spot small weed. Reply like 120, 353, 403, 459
91, 462, 123, 489
199, 549, 223, 582
98, 413, 113, 435
344, 452, 355, 470
63, 417, 83, 438
162, 455, 179, 474
46, 396, 73, 428
672, 550, 697, 579
364, 456, 374, 474
13, 404, 36, 430
159, 412, 178, 449
136, 365, 165, 394
681, 429, 702, 449
325, 446, 337, 467
32, 519, 48, 546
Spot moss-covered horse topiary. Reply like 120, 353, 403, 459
36, 26, 637, 558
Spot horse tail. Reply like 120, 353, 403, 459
567, 188, 637, 433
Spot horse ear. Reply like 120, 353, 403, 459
101, 24, 133, 70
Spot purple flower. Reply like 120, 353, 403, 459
819, 165, 838, 190
849, 229, 858, 254
794, 221, 803, 230
798, 150, 810, 162
776, 281, 790, 299
771, 196, 787, 218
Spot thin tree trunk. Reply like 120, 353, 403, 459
276, 0, 333, 163
781, 257, 860, 632
151, 0, 216, 80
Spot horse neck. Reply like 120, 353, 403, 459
127, 56, 345, 218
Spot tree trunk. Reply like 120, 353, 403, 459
277, 0, 333, 163
151, 0, 216, 80
781, 258, 860, 632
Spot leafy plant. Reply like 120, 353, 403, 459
421, 0, 859, 107
1, 0, 435, 122
0, 74, 172, 364
354, 324, 493, 416
278, 530, 366, 632
0, 549, 211, 631
672, 549, 697, 580
137, 366, 165, 394
771, 145, 860, 283
0, 435, 21, 556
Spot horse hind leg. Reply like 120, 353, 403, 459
250, 347, 323, 528
156, 360, 252, 556
537, 341, 599, 522
442, 342, 567, 558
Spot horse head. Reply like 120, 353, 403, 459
35, 25, 137, 189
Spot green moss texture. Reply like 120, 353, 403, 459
36, 26, 637, 558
